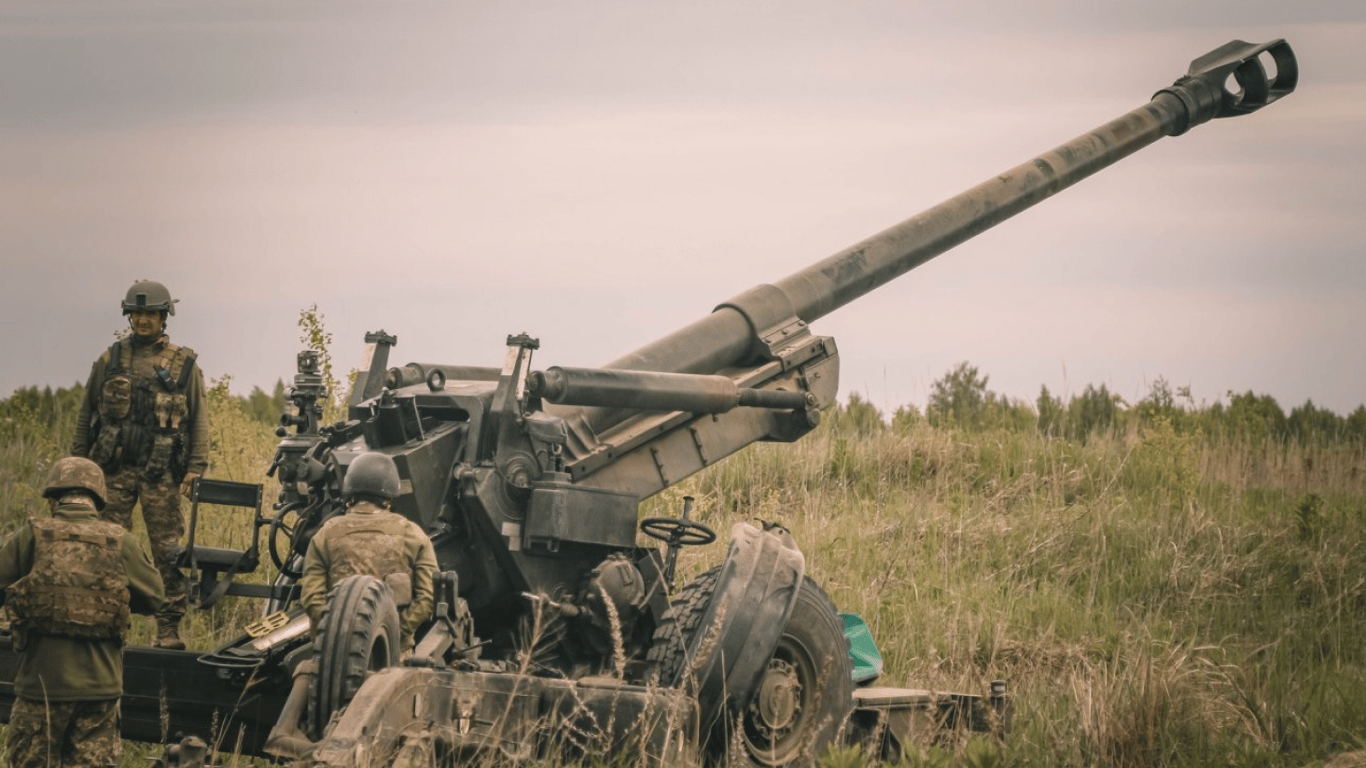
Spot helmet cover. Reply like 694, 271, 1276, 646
44, 457, 108, 510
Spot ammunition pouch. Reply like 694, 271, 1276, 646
89, 423, 123, 469
146, 391, 189, 481
99, 375, 133, 421
89, 374, 135, 470
153, 392, 188, 429
144, 432, 178, 482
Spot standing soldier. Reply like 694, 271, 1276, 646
300, 452, 437, 651
70, 279, 209, 650
0, 457, 165, 768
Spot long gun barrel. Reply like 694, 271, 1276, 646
579, 39, 1295, 434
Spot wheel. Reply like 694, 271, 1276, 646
648, 568, 853, 767
309, 575, 402, 738
267, 504, 305, 578
739, 577, 853, 767
640, 517, 717, 547
647, 567, 721, 688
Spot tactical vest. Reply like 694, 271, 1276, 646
87, 337, 197, 480
323, 512, 415, 607
6, 516, 131, 642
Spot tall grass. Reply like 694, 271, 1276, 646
4, 377, 1365, 766
641, 417, 1366, 767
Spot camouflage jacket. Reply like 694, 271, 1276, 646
0, 499, 164, 701
300, 502, 437, 644
71, 333, 210, 481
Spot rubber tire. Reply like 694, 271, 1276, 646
649, 568, 854, 767
310, 575, 402, 738
647, 566, 722, 689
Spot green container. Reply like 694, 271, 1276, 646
840, 613, 883, 684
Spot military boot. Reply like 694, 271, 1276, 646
155, 617, 186, 650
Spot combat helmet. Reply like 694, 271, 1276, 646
43, 457, 108, 510
342, 452, 402, 502
122, 280, 178, 316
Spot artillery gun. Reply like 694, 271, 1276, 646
0, 38, 1297, 768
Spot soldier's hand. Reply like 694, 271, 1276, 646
179, 472, 200, 498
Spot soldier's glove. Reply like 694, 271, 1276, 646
179, 472, 200, 498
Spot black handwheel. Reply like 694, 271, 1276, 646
267, 504, 304, 578
309, 575, 401, 739
648, 568, 853, 767
640, 517, 717, 547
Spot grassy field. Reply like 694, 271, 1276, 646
2, 383, 1364, 767
644, 413, 1366, 768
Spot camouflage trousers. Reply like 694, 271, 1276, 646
5, 697, 120, 768
102, 466, 187, 620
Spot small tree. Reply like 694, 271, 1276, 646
1287, 399, 1344, 446
1133, 376, 1198, 434
1037, 384, 1064, 437
822, 392, 886, 437
990, 393, 1038, 433
1346, 406, 1366, 443
1222, 390, 1287, 444
891, 403, 923, 435
927, 361, 990, 430
1066, 383, 1124, 443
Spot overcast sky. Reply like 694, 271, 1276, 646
3, 1, 1363, 419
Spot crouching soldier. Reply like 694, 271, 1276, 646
0, 457, 165, 768
300, 452, 437, 651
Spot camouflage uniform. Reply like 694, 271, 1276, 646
300, 501, 438, 647
6, 698, 121, 768
0, 494, 164, 768
71, 332, 208, 639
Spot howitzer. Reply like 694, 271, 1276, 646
0, 38, 1296, 767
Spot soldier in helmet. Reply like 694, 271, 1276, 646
70, 279, 209, 650
0, 457, 165, 768
300, 452, 437, 650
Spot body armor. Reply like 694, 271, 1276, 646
87, 337, 198, 481
6, 517, 131, 642
321, 512, 415, 606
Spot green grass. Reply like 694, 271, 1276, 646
640, 418, 1366, 767
3, 386, 1365, 767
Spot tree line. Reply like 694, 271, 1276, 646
824, 361, 1366, 446
5, 362, 1364, 456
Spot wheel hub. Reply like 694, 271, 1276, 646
753, 658, 802, 734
